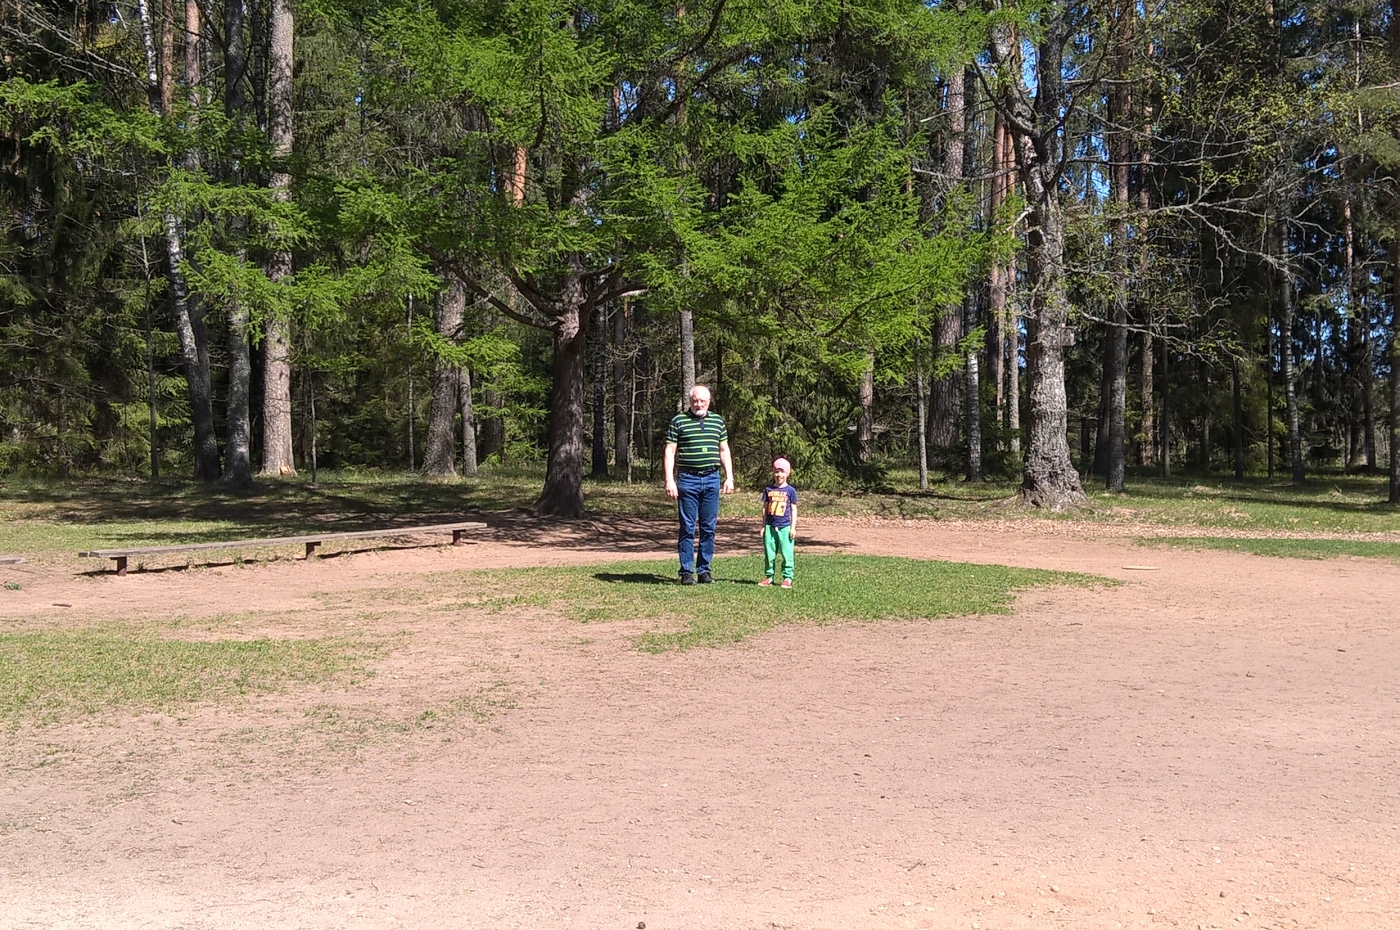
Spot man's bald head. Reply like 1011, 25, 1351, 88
689, 384, 712, 416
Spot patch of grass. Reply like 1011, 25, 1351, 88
1139, 536, 1400, 561
0, 630, 376, 727
1080, 474, 1400, 533
459, 554, 1101, 652
417, 681, 521, 728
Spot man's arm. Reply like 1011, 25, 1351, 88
719, 440, 735, 494
664, 442, 679, 500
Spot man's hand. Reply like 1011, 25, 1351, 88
722, 477, 735, 495
663, 441, 679, 500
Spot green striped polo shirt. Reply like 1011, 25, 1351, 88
666, 411, 728, 471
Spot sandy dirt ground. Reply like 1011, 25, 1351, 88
1, 515, 1398, 930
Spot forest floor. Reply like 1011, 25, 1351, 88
1, 513, 1398, 930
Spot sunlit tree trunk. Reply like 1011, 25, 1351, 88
137, 0, 218, 480
991, 12, 1085, 509
220, 0, 253, 486
858, 353, 875, 464
964, 293, 982, 481
459, 367, 478, 477
679, 307, 695, 410
424, 276, 466, 476
260, 0, 296, 475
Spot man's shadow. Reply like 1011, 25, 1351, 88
592, 572, 760, 586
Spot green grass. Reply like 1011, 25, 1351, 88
1074, 473, 1400, 533
1139, 536, 1400, 561
0, 629, 375, 727
454, 554, 1102, 652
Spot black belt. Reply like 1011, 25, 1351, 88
679, 467, 719, 476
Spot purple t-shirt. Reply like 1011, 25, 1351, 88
760, 484, 798, 529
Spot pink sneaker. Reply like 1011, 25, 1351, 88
780, 579, 792, 589
758, 577, 773, 586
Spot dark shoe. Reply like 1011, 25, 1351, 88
697, 572, 713, 584
679, 571, 696, 586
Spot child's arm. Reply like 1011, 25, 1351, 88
789, 500, 797, 538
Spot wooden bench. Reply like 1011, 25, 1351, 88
80, 521, 487, 576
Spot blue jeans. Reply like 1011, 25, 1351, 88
676, 470, 721, 576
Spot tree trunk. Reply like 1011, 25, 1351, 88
424, 277, 466, 476
987, 113, 1008, 447
480, 382, 504, 460
533, 274, 591, 518
407, 296, 417, 469
158, 0, 174, 116
185, 0, 200, 100
220, 0, 252, 487
1278, 221, 1305, 485
591, 301, 609, 477
1233, 357, 1244, 478
993, 12, 1084, 509
679, 308, 695, 410
1105, 3, 1131, 493
858, 353, 875, 464
1391, 334, 1400, 503
1091, 364, 1110, 477
613, 300, 632, 473
1007, 321, 1021, 455
1019, 232, 1084, 511
1392, 0, 1400, 502
1200, 361, 1212, 472
137, 0, 218, 481
1138, 331, 1155, 467
167, 217, 220, 481
1267, 329, 1275, 478
1162, 338, 1172, 478
915, 356, 929, 490
929, 67, 966, 461
460, 367, 479, 477
964, 295, 982, 481
260, 0, 295, 476
223, 309, 253, 484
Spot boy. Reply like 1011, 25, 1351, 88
758, 457, 798, 588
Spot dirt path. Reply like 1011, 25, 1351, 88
2, 517, 1397, 930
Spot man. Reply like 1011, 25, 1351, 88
664, 384, 735, 585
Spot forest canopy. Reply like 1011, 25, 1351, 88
4, 0, 1400, 511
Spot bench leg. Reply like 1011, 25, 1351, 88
453, 529, 467, 546
115, 556, 128, 576
305, 541, 320, 560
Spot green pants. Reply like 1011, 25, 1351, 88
763, 524, 795, 580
